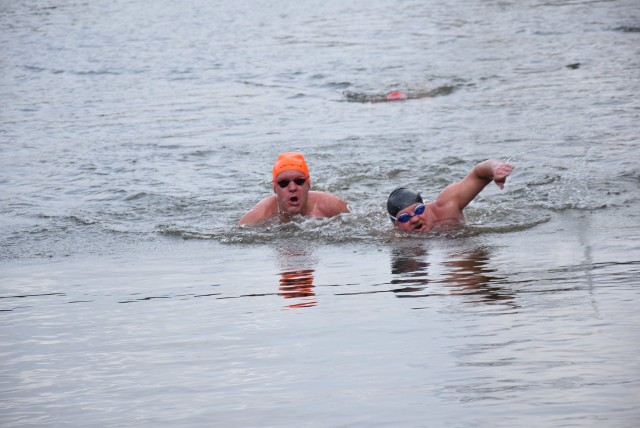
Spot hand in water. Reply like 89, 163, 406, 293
493, 162, 514, 189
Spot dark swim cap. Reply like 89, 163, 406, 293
387, 187, 423, 218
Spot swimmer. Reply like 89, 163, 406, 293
386, 91, 407, 101
238, 152, 350, 225
387, 159, 514, 232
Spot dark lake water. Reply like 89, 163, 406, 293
1, 0, 639, 426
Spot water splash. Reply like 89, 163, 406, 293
343, 84, 457, 103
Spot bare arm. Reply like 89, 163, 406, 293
435, 160, 514, 211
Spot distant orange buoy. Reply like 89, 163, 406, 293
386, 91, 407, 101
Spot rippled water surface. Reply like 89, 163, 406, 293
1, 0, 639, 426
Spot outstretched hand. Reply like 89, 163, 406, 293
493, 162, 514, 189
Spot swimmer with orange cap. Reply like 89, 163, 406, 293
387, 159, 514, 232
238, 152, 350, 225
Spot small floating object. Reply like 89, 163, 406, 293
386, 91, 407, 101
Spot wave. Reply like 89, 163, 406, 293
22, 65, 124, 76
614, 26, 640, 33
154, 205, 548, 246
343, 84, 458, 103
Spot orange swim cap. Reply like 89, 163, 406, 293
272, 152, 310, 182
386, 91, 407, 101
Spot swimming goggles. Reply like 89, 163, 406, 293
277, 178, 306, 188
390, 204, 425, 223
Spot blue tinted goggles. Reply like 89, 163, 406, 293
390, 204, 425, 223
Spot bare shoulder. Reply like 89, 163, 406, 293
238, 195, 278, 225
310, 191, 350, 217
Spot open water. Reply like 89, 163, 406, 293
1, 0, 639, 426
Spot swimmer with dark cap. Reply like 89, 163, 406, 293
387, 159, 514, 232
238, 152, 350, 225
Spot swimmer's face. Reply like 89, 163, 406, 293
393, 203, 432, 232
273, 170, 310, 216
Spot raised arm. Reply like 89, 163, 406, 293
435, 160, 514, 211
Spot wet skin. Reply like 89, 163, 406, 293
392, 202, 463, 233
274, 170, 310, 216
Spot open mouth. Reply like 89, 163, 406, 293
289, 196, 299, 205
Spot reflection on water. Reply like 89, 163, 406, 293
274, 242, 318, 310
390, 242, 517, 307
442, 249, 515, 305
278, 269, 316, 309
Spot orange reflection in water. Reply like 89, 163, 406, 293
278, 269, 316, 309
